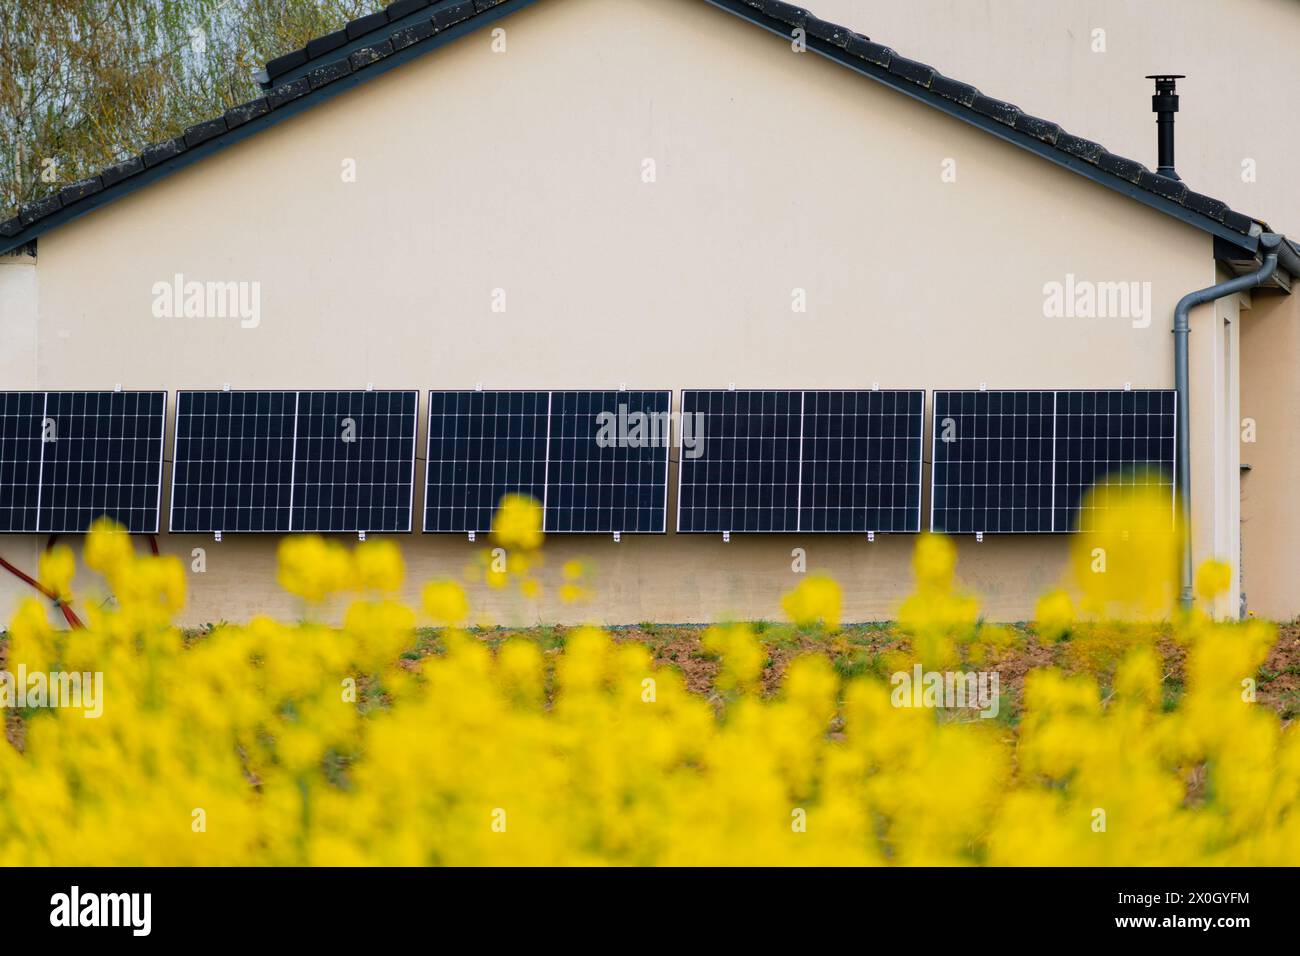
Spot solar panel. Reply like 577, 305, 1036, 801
545, 390, 670, 533
0, 391, 165, 534
292, 390, 419, 533
929, 389, 1176, 534
423, 390, 671, 534
423, 390, 549, 533
675, 389, 925, 533
170, 390, 417, 533
1053, 389, 1176, 532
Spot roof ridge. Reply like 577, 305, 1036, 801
0, 0, 1277, 255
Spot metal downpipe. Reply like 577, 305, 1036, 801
1173, 232, 1281, 610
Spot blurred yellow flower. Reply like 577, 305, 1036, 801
423, 580, 469, 624
781, 574, 842, 631
491, 494, 543, 551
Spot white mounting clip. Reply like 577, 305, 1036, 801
618, 383, 628, 392
975, 531, 984, 543
872, 383, 880, 392
722, 531, 731, 543
222, 383, 231, 392
1123, 382, 1133, 392
468, 530, 477, 543
727, 383, 736, 392
113, 383, 123, 393
214, 530, 223, 543
867, 531, 875, 542
358, 530, 367, 542
613, 531, 621, 543
365, 383, 374, 393
978, 382, 988, 392
475, 382, 484, 392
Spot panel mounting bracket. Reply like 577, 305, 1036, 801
867, 531, 875, 542
468, 530, 476, 542
618, 383, 627, 392
358, 530, 366, 542
113, 383, 122, 393
613, 531, 621, 543
222, 383, 231, 392
722, 531, 731, 543
365, 383, 374, 392
975, 531, 984, 543
978, 382, 988, 392
871, 382, 880, 391
727, 383, 736, 392
1123, 382, 1132, 391
214, 530, 223, 542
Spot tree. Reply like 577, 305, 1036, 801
0, 0, 374, 219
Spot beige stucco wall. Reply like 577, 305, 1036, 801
1, 0, 1234, 628
1240, 286, 1300, 620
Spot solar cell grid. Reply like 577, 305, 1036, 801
0, 391, 166, 534
545, 390, 670, 533
929, 389, 1176, 534
423, 390, 550, 533
676, 389, 924, 533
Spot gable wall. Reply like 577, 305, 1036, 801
2, 0, 1225, 627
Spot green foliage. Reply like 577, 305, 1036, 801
0, 0, 377, 218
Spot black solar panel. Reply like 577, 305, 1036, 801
676, 389, 925, 533
170, 390, 417, 533
545, 390, 670, 533
0, 392, 45, 533
929, 389, 1176, 534
423, 390, 671, 534
1053, 389, 1176, 532
292, 390, 418, 532
0, 391, 165, 534
423, 390, 549, 533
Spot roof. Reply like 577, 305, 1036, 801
1, 0, 1293, 268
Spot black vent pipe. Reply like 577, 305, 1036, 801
1146, 74, 1185, 180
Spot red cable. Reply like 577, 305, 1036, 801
0, 553, 85, 630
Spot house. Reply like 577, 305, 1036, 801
2, 0, 1297, 626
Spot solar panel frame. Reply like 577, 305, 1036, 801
675, 389, 926, 534
422, 389, 551, 534
422, 389, 672, 535
928, 388, 1177, 535
0, 390, 167, 534
544, 390, 671, 534
168, 389, 418, 534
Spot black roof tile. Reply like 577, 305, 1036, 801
387, 0, 430, 19
20, 195, 62, 225
887, 53, 935, 87
389, 22, 434, 51
1097, 151, 1146, 184
183, 117, 228, 148
1, 0, 1276, 254
265, 47, 308, 79
1013, 112, 1060, 144
141, 137, 185, 168
351, 40, 395, 68
1055, 132, 1105, 163
58, 176, 103, 205
267, 76, 311, 109
845, 34, 892, 68
804, 15, 853, 47
1184, 191, 1228, 222
99, 156, 143, 188
306, 29, 348, 59
308, 59, 352, 89
1137, 170, 1188, 202
432, 0, 475, 29
762, 1, 809, 26
931, 74, 979, 107
346, 11, 390, 40
224, 97, 270, 130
